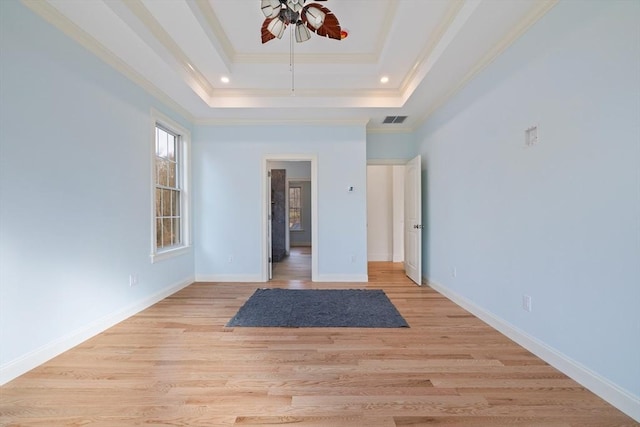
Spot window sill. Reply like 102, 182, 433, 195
151, 245, 191, 263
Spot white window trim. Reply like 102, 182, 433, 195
150, 109, 191, 263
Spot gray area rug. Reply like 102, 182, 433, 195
226, 288, 409, 328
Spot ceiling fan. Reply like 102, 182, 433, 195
260, 0, 344, 44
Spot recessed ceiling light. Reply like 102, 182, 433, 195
380, 76, 389, 84
220, 76, 230, 84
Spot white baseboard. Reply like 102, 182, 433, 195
425, 278, 640, 422
195, 274, 263, 283
315, 274, 368, 282
195, 273, 368, 283
0, 276, 194, 386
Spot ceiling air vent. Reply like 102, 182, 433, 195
383, 116, 407, 124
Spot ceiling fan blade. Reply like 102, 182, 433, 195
302, 4, 341, 40
261, 18, 277, 44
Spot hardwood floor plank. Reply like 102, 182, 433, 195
234, 415, 396, 427
0, 262, 636, 426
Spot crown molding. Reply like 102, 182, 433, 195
366, 125, 415, 134
188, 0, 234, 67
414, 0, 559, 130
20, 0, 559, 139
193, 117, 370, 127
208, 87, 400, 99
233, 52, 379, 64
111, 0, 214, 99
398, 0, 465, 95
372, 0, 400, 59
195, 0, 398, 67
20, 0, 196, 123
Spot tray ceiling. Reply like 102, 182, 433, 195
25, 0, 557, 131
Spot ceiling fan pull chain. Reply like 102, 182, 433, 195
290, 25, 295, 95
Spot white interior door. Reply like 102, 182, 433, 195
404, 155, 422, 285
267, 171, 273, 280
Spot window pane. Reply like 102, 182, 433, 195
167, 161, 176, 187
164, 159, 172, 187
155, 128, 160, 156
290, 210, 300, 229
154, 123, 184, 253
156, 158, 162, 186
162, 218, 172, 247
156, 218, 162, 248
172, 190, 180, 216
289, 187, 302, 230
155, 188, 162, 217
157, 129, 166, 158
168, 134, 176, 161
172, 217, 181, 245
155, 157, 160, 185
162, 189, 172, 216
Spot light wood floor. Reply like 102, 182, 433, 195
1, 263, 636, 426
272, 246, 311, 281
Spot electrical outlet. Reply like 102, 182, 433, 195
228, 255, 233, 263
525, 125, 538, 146
451, 267, 457, 278
129, 274, 138, 287
351, 254, 356, 263
522, 294, 532, 312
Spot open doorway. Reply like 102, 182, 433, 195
264, 157, 317, 281
278, 178, 312, 280
367, 164, 406, 263
366, 156, 422, 285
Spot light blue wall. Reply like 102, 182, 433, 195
269, 160, 311, 180
193, 125, 368, 281
3, 0, 638, 416
416, 0, 640, 400
0, 0, 194, 380
366, 132, 417, 161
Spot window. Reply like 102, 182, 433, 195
151, 112, 190, 262
289, 186, 302, 230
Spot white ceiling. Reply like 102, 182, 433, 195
26, 0, 558, 132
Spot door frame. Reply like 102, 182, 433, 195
262, 154, 318, 282
365, 163, 405, 263
367, 157, 422, 285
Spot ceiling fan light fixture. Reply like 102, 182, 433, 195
286, 0, 303, 13
295, 21, 311, 43
305, 6, 326, 29
261, 0, 282, 19
280, 7, 299, 24
261, 1, 342, 43
267, 17, 286, 39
